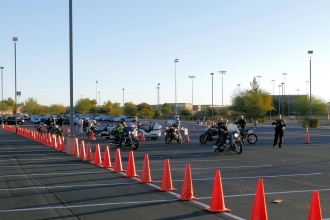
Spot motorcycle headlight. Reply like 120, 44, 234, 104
234, 133, 238, 138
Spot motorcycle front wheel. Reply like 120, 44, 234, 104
235, 141, 243, 154
199, 134, 207, 144
177, 138, 182, 144
165, 135, 171, 144
130, 139, 139, 150
247, 134, 257, 144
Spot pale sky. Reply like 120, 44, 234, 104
0, 0, 329, 107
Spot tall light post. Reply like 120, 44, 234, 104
122, 88, 125, 107
156, 83, 160, 110
1, 67, 3, 125
211, 73, 214, 120
98, 92, 100, 107
308, 51, 313, 118
13, 37, 18, 130
188, 76, 196, 109
174, 58, 179, 114
237, 84, 241, 93
95, 80, 98, 106
278, 85, 281, 115
219, 71, 226, 107
271, 80, 275, 119
281, 82, 285, 117
257, 76, 262, 88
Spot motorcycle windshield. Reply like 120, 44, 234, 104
227, 123, 240, 134
124, 127, 135, 132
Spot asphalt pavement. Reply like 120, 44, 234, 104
1, 120, 330, 220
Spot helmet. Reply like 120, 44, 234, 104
217, 117, 223, 122
222, 119, 228, 124
175, 115, 179, 120
121, 118, 126, 122
238, 115, 244, 120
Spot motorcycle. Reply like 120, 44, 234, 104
241, 128, 258, 144
214, 123, 243, 154
137, 122, 162, 140
36, 122, 63, 137
199, 125, 219, 145
164, 121, 182, 144
109, 125, 139, 150
86, 123, 103, 139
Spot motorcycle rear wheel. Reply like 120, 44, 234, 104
199, 134, 207, 144
130, 139, 139, 150
247, 134, 257, 144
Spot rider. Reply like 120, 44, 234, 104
234, 115, 246, 137
213, 119, 229, 151
173, 115, 181, 136
116, 118, 127, 147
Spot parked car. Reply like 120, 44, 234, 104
125, 116, 137, 122
31, 117, 41, 124
2, 116, 25, 125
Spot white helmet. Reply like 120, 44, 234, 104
175, 115, 179, 120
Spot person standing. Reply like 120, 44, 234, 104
78, 117, 83, 134
116, 119, 127, 147
272, 114, 286, 148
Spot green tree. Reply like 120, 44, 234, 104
230, 77, 274, 121
5, 97, 15, 108
179, 108, 193, 116
112, 102, 123, 116
124, 102, 137, 116
21, 97, 40, 114
292, 95, 327, 117
75, 98, 93, 113
48, 104, 66, 115
137, 102, 154, 117
161, 103, 172, 113
104, 100, 114, 114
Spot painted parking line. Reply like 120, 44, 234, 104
0, 164, 82, 168
0, 171, 109, 178
145, 165, 272, 171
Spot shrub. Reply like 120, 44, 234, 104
301, 118, 320, 128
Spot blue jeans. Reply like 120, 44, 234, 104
118, 132, 124, 146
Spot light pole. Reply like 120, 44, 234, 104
1, 67, 3, 125
13, 37, 18, 130
281, 82, 285, 117
122, 88, 125, 107
188, 76, 195, 109
211, 73, 214, 120
156, 83, 160, 110
96, 80, 98, 106
308, 50, 313, 118
271, 80, 275, 119
219, 71, 226, 107
98, 92, 100, 107
174, 58, 179, 114
257, 76, 262, 88
237, 84, 241, 93
278, 85, 281, 115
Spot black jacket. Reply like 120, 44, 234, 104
217, 124, 228, 138
272, 119, 286, 132
234, 119, 246, 129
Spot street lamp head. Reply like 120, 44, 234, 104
158, 83, 160, 86
271, 79, 275, 82
237, 84, 241, 86
306, 81, 309, 83
219, 71, 226, 74
13, 37, 18, 42
122, 88, 124, 90
281, 82, 284, 85
210, 73, 214, 76
0, 67, 3, 70
278, 85, 281, 87
308, 50, 313, 58
282, 73, 288, 76
188, 76, 196, 79
174, 58, 179, 63
96, 80, 98, 83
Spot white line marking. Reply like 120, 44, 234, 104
0, 171, 109, 178
0, 157, 66, 162
0, 164, 81, 168
146, 165, 272, 171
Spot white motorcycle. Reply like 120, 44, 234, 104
137, 122, 162, 140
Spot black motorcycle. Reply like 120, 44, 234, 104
199, 125, 219, 145
111, 126, 139, 150
36, 122, 63, 137
214, 123, 243, 154
164, 123, 182, 144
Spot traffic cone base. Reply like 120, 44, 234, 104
125, 151, 139, 178
140, 154, 155, 183
205, 170, 231, 213
178, 164, 198, 201
158, 159, 176, 191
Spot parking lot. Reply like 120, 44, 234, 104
1, 120, 330, 219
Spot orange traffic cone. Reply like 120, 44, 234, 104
113, 148, 125, 172
251, 179, 268, 220
90, 131, 96, 140
205, 170, 231, 212
178, 164, 198, 200
125, 151, 139, 178
140, 131, 146, 141
140, 154, 155, 183
57, 135, 62, 150
185, 134, 190, 142
84, 142, 92, 162
308, 191, 322, 220
68, 128, 70, 136
72, 138, 79, 156
158, 159, 177, 191
79, 141, 86, 159
102, 146, 113, 168
93, 144, 102, 165
306, 127, 310, 144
